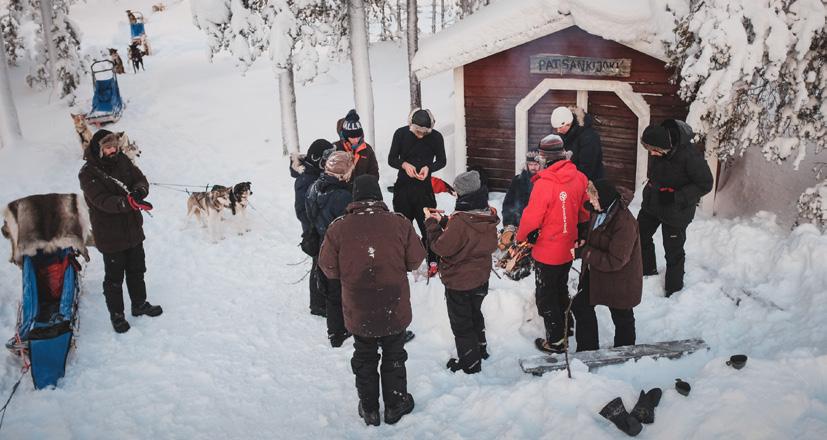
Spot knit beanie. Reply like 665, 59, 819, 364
526, 146, 541, 164
453, 170, 481, 197
352, 175, 383, 202
538, 134, 567, 163
342, 109, 363, 139
590, 179, 619, 210
641, 125, 672, 151
306, 139, 333, 170
324, 151, 354, 181
411, 109, 433, 128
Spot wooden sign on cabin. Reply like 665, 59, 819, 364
530, 54, 632, 77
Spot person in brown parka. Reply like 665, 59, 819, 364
425, 170, 499, 374
572, 179, 642, 351
319, 175, 425, 427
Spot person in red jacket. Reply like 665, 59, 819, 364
515, 134, 589, 354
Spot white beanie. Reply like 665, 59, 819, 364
550, 107, 574, 129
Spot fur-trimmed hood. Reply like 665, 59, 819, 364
408, 108, 436, 137
2, 193, 91, 266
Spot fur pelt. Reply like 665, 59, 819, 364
2, 193, 91, 266
573, 106, 587, 127
408, 107, 436, 137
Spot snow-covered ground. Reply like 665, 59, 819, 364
1, 1, 827, 438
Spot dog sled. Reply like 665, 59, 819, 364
85, 60, 124, 127
2, 194, 90, 389
128, 10, 151, 55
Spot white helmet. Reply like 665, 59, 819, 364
550, 107, 574, 129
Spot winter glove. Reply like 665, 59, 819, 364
658, 187, 676, 205
498, 226, 516, 250
127, 195, 153, 211
131, 186, 148, 200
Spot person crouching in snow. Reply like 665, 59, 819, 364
291, 139, 334, 317
425, 171, 499, 374
319, 175, 426, 426
334, 109, 380, 179
572, 179, 642, 351
516, 134, 589, 354
306, 150, 355, 347
78, 129, 162, 334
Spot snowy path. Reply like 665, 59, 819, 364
1, 1, 827, 438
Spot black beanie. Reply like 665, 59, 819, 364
353, 175, 383, 202
88, 129, 113, 159
342, 109, 363, 139
641, 125, 672, 150
593, 179, 619, 208
306, 139, 333, 169
411, 109, 432, 128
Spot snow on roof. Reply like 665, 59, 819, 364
413, 0, 688, 79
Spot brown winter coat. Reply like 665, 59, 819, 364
425, 208, 499, 291
333, 139, 380, 179
319, 200, 426, 337
580, 199, 642, 310
78, 152, 148, 254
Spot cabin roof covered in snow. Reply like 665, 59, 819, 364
412, 0, 687, 79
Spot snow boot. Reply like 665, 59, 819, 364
446, 358, 481, 375
131, 301, 163, 317
310, 307, 326, 318
111, 313, 130, 333
631, 388, 662, 424
329, 331, 352, 348
535, 338, 565, 354
403, 330, 415, 344
358, 401, 380, 427
384, 393, 414, 425
480, 344, 490, 360
599, 397, 642, 437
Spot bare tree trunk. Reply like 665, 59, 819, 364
407, 0, 421, 110
395, 0, 402, 37
38, 0, 57, 86
440, 0, 445, 29
0, 31, 22, 149
348, 0, 376, 148
278, 66, 299, 156
431, 0, 436, 33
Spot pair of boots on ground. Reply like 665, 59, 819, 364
358, 393, 415, 427
599, 388, 662, 436
111, 302, 163, 333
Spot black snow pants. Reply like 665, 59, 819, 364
571, 269, 636, 352
351, 331, 408, 412
638, 209, 688, 295
534, 261, 572, 345
392, 183, 437, 264
317, 269, 346, 337
445, 282, 488, 372
309, 256, 327, 315
101, 244, 147, 315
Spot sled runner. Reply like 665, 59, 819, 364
2, 194, 90, 389
85, 60, 124, 127
519, 338, 708, 376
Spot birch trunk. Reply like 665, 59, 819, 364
38, 0, 57, 86
407, 0, 421, 110
0, 31, 22, 149
348, 0, 376, 148
278, 66, 300, 156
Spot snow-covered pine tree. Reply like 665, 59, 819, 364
22, 0, 82, 102
667, 0, 826, 228
1, 0, 25, 65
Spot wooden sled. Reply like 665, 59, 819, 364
519, 338, 708, 376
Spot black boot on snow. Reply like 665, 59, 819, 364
631, 388, 662, 424
131, 301, 163, 317
384, 393, 414, 425
403, 330, 415, 344
535, 338, 565, 354
480, 344, 490, 360
358, 401, 380, 427
329, 331, 352, 348
111, 313, 130, 333
599, 397, 642, 437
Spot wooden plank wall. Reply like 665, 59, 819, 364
463, 26, 689, 192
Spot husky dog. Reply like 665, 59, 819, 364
210, 182, 253, 234
109, 48, 125, 74
152, 3, 166, 12
187, 187, 232, 242
114, 132, 142, 163
71, 113, 93, 154
129, 41, 145, 73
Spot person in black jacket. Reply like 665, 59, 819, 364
551, 106, 605, 181
79, 130, 162, 334
388, 108, 446, 271
291, 139, 333, 317
305, 150, 354, 346
500, 147, 541, 249
638, 120, 713, 296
